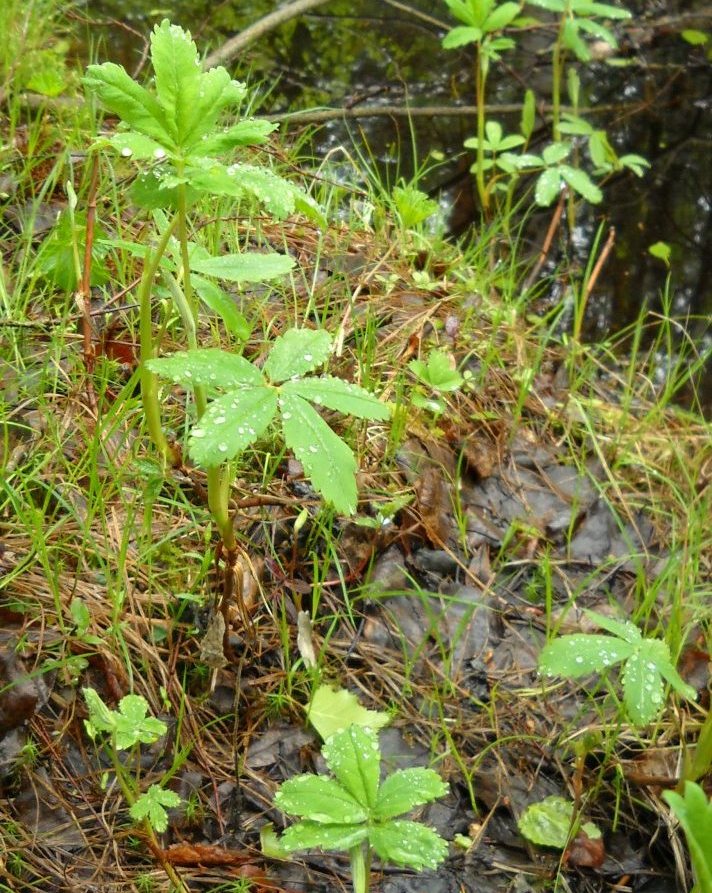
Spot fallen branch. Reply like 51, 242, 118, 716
202, 0, 333, 70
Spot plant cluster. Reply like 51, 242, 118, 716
272, 686, 449, 893
83, 20, 389, 563
441, 0, 649, 216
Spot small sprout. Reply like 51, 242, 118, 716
148, 330, 390, 515
538, 609, 697, 725
273, 721, 448, 893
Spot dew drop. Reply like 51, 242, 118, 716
184, 370, 193, 378
120, 147, 133, 158
304, 353, 313, 362
154, 148, 166, 160
192, 428, 205, 438
574, 656, 584, 664
218, 443, 228, 452
213, 416, 226, 425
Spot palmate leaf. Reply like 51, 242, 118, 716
83, 687, 116, 736
583, 609, 642, 644
264, 328, 333, 382
149, 21, 248, 150
129, 785, 181, 833
182, 67, 247, 149
280, 821, 368, 853
83, 62, 172, 146
409, 349, 463, 392
188, 386, 278, 466
150, 20, 202, 145
369, 820, 448, 870
322, 726, 380, 810
146, 349, 264, 390
189, 250, 295, 283
575, 0, 632, 20
373, 769, 449, 821
198, 119, 278, 154
538, 634, 634, 678
535, 167, 562, 206
442, 25, 483, 48
113, 694, 167, 750
484, 2, 522, 32
105, 130, 165, 160
279, 392, 358, 514
281, 376, 390, 420
275, 775, 368, 824
559, 165, 603, 203
621, 645, 666, 725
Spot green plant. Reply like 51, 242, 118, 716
538, 609, 697, 725
442, 0, 521, 212
526, 0, 632, 139
83, 688, 186, 890
501, 140, 603, 206
274, 724, 449, 893
518, 794, 601, 849
663, 782, 712, 893
83, 20, 321, 556
558, 112, 649, 178
147, 327, 390, 515
408, 348, 464, 415
389, 182, 439, 238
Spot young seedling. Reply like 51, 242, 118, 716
274, 724, 449, 893
83, 20, 321, 555
518, 794, 602, 852
441, 0, 521, 212
538, 609, 697, 725
663, 782, 712, 893
526, 0, 632, 139
83, 688, 186, 891
147, 327, 390, 516
408, 348, 464, 415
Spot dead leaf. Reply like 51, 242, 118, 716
164, 842, 255, 866
414, 466, 450, 545
199, 611, 227, 669
0, 650, 41, 732
566, 828, 605, 868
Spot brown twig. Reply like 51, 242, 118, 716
583, 226, 616, 306
523, 193, 566, 292
202, 0, 333, 70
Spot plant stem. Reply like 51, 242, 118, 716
139, 215, 180, 465
350, 842, 370, 893
105, 741, 189, 893
475, 48, 488, 214
175, 177, 236, 553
